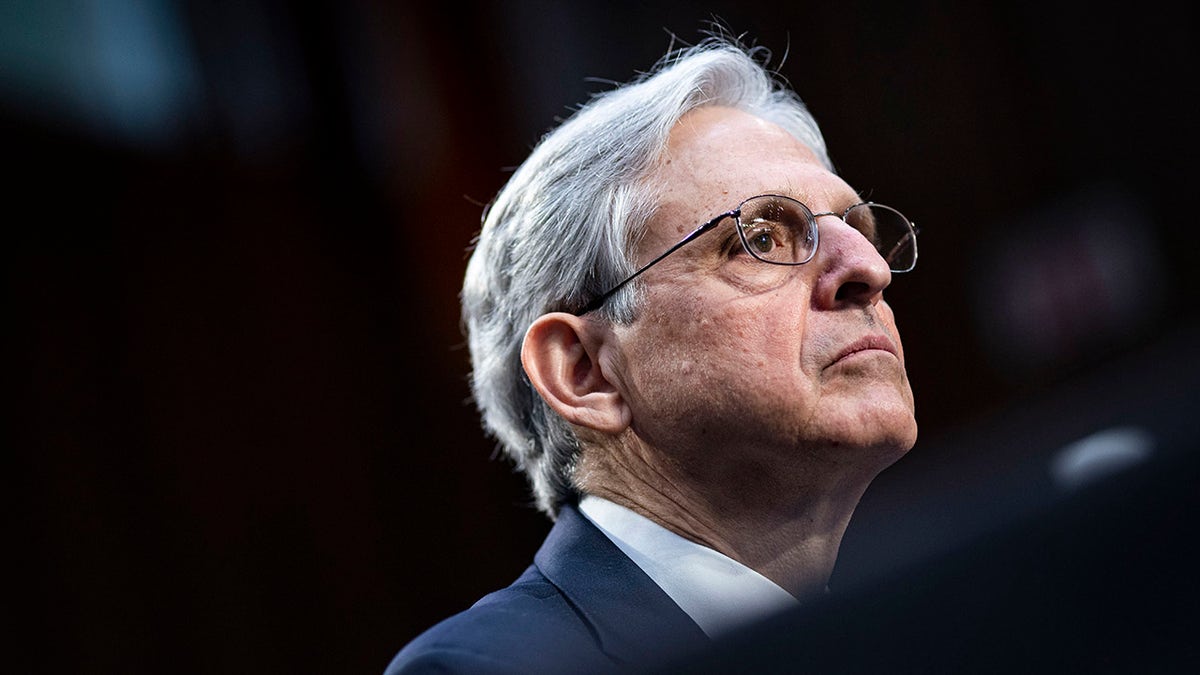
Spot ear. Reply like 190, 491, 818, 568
521, 313, 630, 434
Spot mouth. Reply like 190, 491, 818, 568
831, 334, 899, 365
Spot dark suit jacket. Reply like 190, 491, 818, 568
384, 503, 710, 674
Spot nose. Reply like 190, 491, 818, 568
810, 214, 892, 308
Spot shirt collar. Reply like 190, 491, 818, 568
578, 495, 799, 638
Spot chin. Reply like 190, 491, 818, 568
833, 401, 918, 468
878, 418, 919, 463
869, 400, 918, 445
843, 426, 916, 482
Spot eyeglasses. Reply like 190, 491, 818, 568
574, 194, 918, 315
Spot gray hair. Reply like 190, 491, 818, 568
461, 36, 832, 518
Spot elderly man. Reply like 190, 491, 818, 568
387, 35, 918, 674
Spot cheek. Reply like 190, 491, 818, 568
745, 312, 806, 378
626, 276, 819, 388
721, 303, 824, 423
627, 297, 793, 392
619, 298, 718, 385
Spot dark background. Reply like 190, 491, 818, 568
6, 1, 1197, 672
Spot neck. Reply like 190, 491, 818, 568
577, 435, 882, 601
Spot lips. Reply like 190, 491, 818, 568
832, 334, 898, 365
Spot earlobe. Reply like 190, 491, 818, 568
521, 313, 630, 434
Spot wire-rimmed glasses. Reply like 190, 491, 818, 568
574, 194, 917, 315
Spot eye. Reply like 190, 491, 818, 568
746, 225, 780, 254
742, 220, 790, 258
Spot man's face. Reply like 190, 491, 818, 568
602, 106, 917, 478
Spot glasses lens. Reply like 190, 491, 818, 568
845, 203, 917, 272
737, 195, 818, 265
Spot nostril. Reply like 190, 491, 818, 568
835, 281, 872, 302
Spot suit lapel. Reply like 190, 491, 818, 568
534, 503, 710, 666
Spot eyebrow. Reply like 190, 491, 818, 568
755, 187, 867, 210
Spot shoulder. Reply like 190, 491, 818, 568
383, 565, 613, 675
384, 503, 708, 673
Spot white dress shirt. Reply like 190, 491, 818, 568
577, 495, 799, 638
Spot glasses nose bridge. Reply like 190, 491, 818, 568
808, 209, 845, 222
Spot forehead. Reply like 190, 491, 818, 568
648, 106, 857, 239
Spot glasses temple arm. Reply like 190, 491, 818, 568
574, 212, 732, 315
